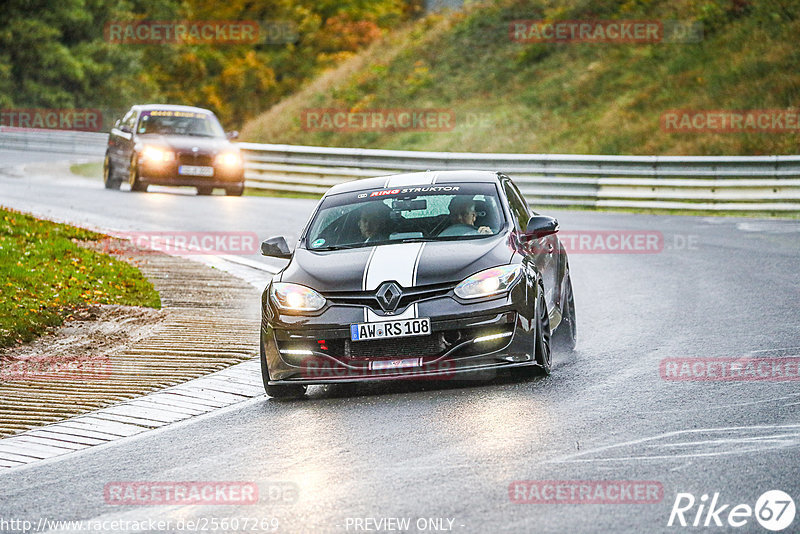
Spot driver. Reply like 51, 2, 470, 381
439, 196, 492, 236
358, 203, 391, 243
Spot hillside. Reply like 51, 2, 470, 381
241, 0, 800, 155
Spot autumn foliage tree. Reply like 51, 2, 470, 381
0, 0, 417, 128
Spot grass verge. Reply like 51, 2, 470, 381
0, 208, 161, 348
242, 0, 800, 156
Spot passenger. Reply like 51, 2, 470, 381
440, 196, 492, 236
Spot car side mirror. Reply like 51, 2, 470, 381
524, 216, 559, 238
261, 236, 292, 259
226, 130, 239, 140
120, 124, 131, 133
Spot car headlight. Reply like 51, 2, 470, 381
215, 152, 242, 167
454, 265, 522, 299
141, 146, 174, 163
270, 282, 326, 312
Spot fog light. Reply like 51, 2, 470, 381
473, 332, 513, 344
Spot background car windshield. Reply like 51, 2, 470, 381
137, 111, 225, 137
305, 184, 505, 250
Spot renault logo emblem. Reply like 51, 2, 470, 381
376, 282, 402, 312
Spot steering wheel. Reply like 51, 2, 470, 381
439, 224, 479, 237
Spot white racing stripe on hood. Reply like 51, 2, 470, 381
363, 243, 425, 322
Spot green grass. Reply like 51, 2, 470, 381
0, 208, 161, 348
242, 0, 800, 156
70, 162, 102, 179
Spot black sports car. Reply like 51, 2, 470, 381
259, 170, 577, 398
103, 104, 245, 196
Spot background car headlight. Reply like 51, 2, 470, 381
141, 146, 174, 163
270, 282, 326, 312
215, 152, 242, 167
454, 265, 522, 299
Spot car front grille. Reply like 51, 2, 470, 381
177, 153, 214, 166
277, 320, 515, 362
346, 334, 445, 360
323, 282, 455, 314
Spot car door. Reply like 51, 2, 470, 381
107, 112, 125, 170
109, 108, 138, 174
118, 109, 139, 167
503, 178, 558, 311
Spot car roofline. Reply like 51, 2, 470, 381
323, 170, 504, 197
131, 104, 216, 115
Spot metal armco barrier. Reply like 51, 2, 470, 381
2, 128, 798, 212
0, 127, 108, 157
238, 143, 800, 212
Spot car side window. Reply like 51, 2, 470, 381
503, 181, 530, 231
124, 110, 138, 132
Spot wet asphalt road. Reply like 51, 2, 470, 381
0, 152, 799, 533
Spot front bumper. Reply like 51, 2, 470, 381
262, 286, 538, 385
139, 159, 244, 187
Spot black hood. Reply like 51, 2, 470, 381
280, 234, 515, 292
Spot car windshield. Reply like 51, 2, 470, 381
305, 183, 506, 250
136, 110, 225, 137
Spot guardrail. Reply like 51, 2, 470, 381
2, 128, 798, 212
239, 143, 800, 212
0, 127, 107, 156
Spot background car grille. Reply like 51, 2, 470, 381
177, 153, 213, 166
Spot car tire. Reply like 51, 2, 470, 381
534, 279, 552, 374
260, 332, 306, 400
129, 157, 148, 192
103, 155, 120, 190
225, 184, 244, 196
552, 273, 577, 351
197, 186, 214, 195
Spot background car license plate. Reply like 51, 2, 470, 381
179, 165, 214, 177
350, 318, 431, 341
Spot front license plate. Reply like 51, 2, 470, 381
350, 317, 431, 342
178, 165, 214, 177
370, 358, 421, 371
